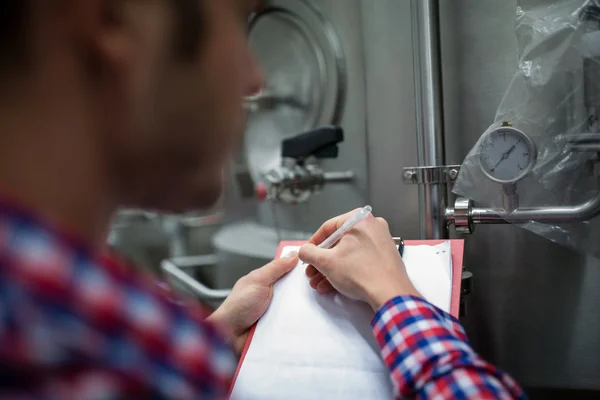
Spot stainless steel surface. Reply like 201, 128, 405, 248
244, 0, 347, 186
108, 211, 170, 275
261, 162, 355, 204
435, 0, 600, 390
411, 0, 448, 239
170, 255, 219, 269
502, 184, 519, 213
471, 187, 600, 223
361, 1, 420, 240
446, 179, 600, 228
110, 0, 600, 391
451, 197, 475, 234
168, 213, 223, 258
323, 170, 355, 182
402, 165, 462, 185
251, 0, 368, 232
567, 132, 600, 151
162, 259, 231, 302
362, 0, 600, 390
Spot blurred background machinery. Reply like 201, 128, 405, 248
109, 0, 600, 397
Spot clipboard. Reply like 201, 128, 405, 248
229, 239, 465, 396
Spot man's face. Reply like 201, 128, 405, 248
105, 0, 263, 212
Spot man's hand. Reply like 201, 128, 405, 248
207, 253, 298, 354
299, 210, 421, 312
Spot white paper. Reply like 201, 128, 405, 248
230, 243, 452, 400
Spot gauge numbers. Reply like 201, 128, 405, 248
479, 126, 536, 184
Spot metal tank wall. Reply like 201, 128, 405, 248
111, 0, 600, 392
442, 0, 600, 391
254, 0, 369, 234
358, 0, 600, 392
241, 0, 600, 390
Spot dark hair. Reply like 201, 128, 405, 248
0, 0, 30, 71
0, 0, 203, 74
170, 0, 205, 61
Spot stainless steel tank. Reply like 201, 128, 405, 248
222, 0, 600, 392
440, 0, 600, 393
351, 0, 600, 394
360, 0, 600, 394
115, 0, 600, 394
212, 0, 369, 287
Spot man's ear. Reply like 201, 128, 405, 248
66, 0, 134, 77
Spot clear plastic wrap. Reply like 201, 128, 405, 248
453, 0, 600, 257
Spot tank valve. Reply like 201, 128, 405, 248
257, 126, 355, 204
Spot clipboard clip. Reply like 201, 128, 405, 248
392, 236, 404, 257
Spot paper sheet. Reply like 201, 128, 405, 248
230, 242, 452, 400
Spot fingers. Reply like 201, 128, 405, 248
316, 279, 335, 293
309, 274, 335, 293
309, 273, 324, 289
309, 209, 388, 246
299, 244, 333, 274
308, 208, 362, 245
375, 217, 389, 230
306, 265, 329, 291
305, 265, 319, 278
255, 252, 298, 284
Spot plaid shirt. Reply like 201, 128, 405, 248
0, 201, 524, 399
372, 296, 525, 399
0, 203, 237, 399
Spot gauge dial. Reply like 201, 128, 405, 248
479, 126, 536, 184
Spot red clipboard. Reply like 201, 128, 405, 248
228, 239, 465, 396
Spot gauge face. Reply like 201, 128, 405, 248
479, 126, 536, 184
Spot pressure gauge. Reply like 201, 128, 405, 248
479, 125, 536, 184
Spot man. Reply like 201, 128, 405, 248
0, 0, 525, 399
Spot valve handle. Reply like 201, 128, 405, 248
281, 126, 344, 160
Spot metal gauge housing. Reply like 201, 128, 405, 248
479, 126, 537, 184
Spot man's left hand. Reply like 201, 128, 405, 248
207, 252, 298, 354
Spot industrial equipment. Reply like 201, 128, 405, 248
159, 0, 365, 303
113, 0, 600, 394
255, 126, 354, 204
405, 0, 600, 246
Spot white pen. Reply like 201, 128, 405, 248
318, 205, 373, 249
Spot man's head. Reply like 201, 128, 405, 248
1, 0, 263, 213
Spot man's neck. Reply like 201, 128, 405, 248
0, 82, 117, 251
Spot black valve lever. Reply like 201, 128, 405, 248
281, 126, 344, 160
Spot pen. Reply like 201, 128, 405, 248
318, 205, 373, 249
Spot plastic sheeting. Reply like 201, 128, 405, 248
453, 0, 600, 257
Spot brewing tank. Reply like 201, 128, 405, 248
114, 0, 600, 394
231, 0, 600, 393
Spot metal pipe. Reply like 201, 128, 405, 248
161, 259, 231, 301
323, 170, 355, 183
473, 190, 600, 223
502, 184, 519, 212
445, 186, 600, 226
169, 255, 219, 269
411, 0, 447, 239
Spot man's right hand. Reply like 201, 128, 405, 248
299, 210, 421, 312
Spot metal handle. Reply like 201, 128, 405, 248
323, 170, 355, 183
161, 258, 231, 302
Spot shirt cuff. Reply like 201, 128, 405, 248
370, 295, 457, 327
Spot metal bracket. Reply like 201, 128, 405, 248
403, 165, 461, 185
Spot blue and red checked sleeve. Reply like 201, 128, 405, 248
0, 217, 238, 399
371, 296, 525, 400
